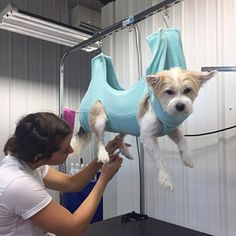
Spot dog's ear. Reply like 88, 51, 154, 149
146, 75, 160, 87
195, 70, 217, 87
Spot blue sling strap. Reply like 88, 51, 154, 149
79, 28, 188, 137
146, 28, 188, 135
146, 28, 186, 75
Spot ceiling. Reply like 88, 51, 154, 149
69, 0, 115, 12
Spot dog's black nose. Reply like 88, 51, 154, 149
176, 103, 185, 111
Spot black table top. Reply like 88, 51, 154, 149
84, 214, 213, 236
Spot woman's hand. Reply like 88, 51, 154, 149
97, 135, 132, 183
99, 155, 123, 183
105, 135, 131, 156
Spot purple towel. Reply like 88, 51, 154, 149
63, 108, 76, 130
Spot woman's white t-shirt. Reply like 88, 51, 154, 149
0, 155, 52, 236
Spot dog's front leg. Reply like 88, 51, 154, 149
142, 135, 173, 191
139, 105, 173, 191
89, 101, 109, 163
168, 128, 194, 168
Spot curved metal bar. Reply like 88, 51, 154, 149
58, 0, 181, 117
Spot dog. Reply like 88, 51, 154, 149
71, 67, 216, 191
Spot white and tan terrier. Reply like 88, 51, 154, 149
71, 67, 216, 191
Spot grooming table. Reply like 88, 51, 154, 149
84, 213, 213, 236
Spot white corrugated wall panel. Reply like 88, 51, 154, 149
0, 0, 95, 154
101, 0, 236, 235
0, 0, 96, 201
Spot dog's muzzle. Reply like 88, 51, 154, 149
176, 103, 185, 111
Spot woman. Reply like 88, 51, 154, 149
0, 112, 124, 236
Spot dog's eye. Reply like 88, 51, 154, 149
184, 88, 192, 94
166, 90, 174, 95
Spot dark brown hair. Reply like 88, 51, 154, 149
4, 112, 72, 163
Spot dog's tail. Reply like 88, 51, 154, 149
70, 128, 92, 158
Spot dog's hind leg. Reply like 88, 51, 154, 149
89, 101, 109, 163
168, 128, 194, 168
138, 98, 173, 191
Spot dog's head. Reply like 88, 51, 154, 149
146, 67, 216, 116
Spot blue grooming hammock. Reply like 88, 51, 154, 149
79, 28, 188, 137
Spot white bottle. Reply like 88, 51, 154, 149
75, 163, 80, 173
69, 162, 75, 175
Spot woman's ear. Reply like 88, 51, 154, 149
33, 154, 44, 163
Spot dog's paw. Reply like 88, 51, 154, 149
180, 150, 194, 168
98, 146, 109, 163
124, 153, 134, 160
120, 148, 134, 160
158, 169, 173, 191
183, 157, 194, 168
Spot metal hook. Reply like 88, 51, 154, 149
96, 40, 102, 49
128, 25, 133, 32
162, 7, 170, 28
